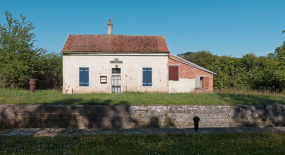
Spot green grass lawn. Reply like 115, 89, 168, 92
0, 133, 285, 154
0, 88, 285, 105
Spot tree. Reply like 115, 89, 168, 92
179, 50, 216, 69
181, 50, 282, 92
35, 52, 62, 89
0, 11, 45, 88
267, 52, 275, 59
274, 41, 285, 90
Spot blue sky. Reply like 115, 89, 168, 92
1, 0, 284, 58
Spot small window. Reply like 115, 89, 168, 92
200, 77, 205, 88
79, 67, 89, 87
195, 76, 209, 89
112, 68, 121, 74
100, 76, 107, 84
143, 68, 152, 86
169, 66, 179, 81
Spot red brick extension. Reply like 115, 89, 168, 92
169, 55, 214, 93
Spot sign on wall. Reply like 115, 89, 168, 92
110, 58, 123, 63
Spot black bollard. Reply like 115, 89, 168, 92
193, 116, 200, 131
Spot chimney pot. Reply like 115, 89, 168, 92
107, 19, 113, 35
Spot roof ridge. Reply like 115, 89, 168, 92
68, 34, 165, 37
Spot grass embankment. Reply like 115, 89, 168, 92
1, 133, 285, 154
0, 89, 285, 105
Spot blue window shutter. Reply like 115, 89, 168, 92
85, 68, 89, 86
147, 68, 152, 86
143, 68, 152, 86
79, 67, 89, 87
79, 67, 84, 86
143, 69, 147, 86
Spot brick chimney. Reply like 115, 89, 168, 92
107, 19, 113, 35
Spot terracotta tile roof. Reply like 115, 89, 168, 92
62, 34, 169, 53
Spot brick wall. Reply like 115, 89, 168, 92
169, 55, 214, 93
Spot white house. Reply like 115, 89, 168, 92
62, 20, 215, 94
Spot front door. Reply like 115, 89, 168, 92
112, 75, 121, 93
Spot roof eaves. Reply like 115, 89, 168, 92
163, 36, 170, 53
170, 53, 216, 75
61, 34, 70, 52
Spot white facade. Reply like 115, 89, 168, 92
169, 79, 196, 93
62, 53, 169, 94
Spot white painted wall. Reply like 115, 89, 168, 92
62, 53, 169, 94
169, 78, 195, 93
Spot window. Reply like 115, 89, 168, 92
169, 66, 179, 81
79, 67, 89, 86
100, 76, 107, 84
112, 68, 121, 74
143, 68, 152, 86
195, 76, 209, 89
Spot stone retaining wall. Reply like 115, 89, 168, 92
0, 105, 284, 129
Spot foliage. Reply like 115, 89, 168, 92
0, 89, 285, 105
179, 48, 284, 92
0, 11, 62, 89
35, 52, 62, 89
274, 41, 285, 88
0, 133, 285, 154
0, 11, 45, 88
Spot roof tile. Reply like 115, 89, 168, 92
62, 34, 169, 53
